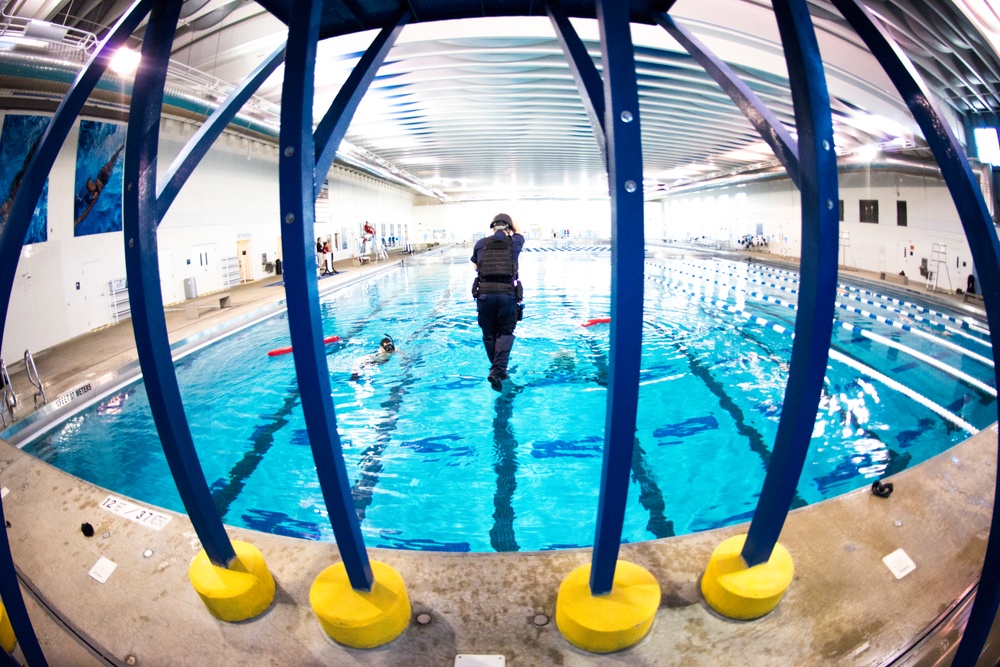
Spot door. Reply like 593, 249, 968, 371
79, 260, 107, 330
158, 249, 182, 305
191, 243, 216, 293
237, 239, 252, 284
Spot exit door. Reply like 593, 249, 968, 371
191, 243, 216, 293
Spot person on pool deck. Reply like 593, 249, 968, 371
322, 240, 340, 275
471, 213, 524, 391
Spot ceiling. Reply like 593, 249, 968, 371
2, 0, 999, 201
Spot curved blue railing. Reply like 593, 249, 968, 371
0, 0, 997, 663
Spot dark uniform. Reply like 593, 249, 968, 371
471, 214, 524, 390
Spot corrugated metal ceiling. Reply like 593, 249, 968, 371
4, 0, 999, 200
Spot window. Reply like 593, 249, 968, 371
975, 127, 1000, 166
860, 199, 879, 224
839, 200, 844, 222
896, 200, 907, 227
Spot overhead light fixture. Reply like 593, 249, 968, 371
109, 46, 141, 75
24, 20, 70, 43
856, 144, 880, 162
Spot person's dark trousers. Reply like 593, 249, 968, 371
477, 293, 518, 378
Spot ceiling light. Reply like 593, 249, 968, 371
856, 144, 880, 162
110, 47, 141, 75
24, 20, 70, 43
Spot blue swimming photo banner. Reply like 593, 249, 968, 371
74, 119, 126, 236
0, 114, 50, 245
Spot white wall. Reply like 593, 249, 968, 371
322, 166, 414, 255
654, 169, 976, 289
1, 114, 416, 360
412, 198, 613, 244
4, 110, 978, 364
156, 127, 283, 303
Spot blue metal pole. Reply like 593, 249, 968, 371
313, 6, 409, 196
652, 13, 801, 188
0, 516, 47, 666
741, 0, 839, 568
827, 2, 1000, 662
156, 43, 286, 221
589, 0, 645, 596
279, 0, 373, 591
122, 0, 236, 568
545, 0, 607, 165
0, 2, 155, 661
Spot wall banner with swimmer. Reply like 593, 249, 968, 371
0, 114, 50, 245
74, 120, 126, 237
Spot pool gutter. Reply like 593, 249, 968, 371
0, 418, 995, 665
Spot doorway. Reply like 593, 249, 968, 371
79, 260, 107, 329
237, 239, 252, 284
191, 243, 216, 294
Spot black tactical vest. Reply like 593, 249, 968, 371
477, 235, 517, 295
478, 236, 516, 279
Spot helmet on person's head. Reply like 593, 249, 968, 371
490, 213, 512, 231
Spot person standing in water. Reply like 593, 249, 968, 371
470, 213, 524, 391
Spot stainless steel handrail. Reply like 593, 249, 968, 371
23, 350, 45, 408
0, 358, 16, 426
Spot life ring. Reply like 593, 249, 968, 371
581, 317, 611, 327
267, 335, 341, 357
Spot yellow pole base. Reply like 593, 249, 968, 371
310, 560, 410, 649
0, 602, 15, 653
189, 540, 275, 622
555, 560, 660, 653
701, 534, 794, 620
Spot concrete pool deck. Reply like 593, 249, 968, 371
1, 242, 999, 665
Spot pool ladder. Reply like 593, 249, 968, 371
24, 350, 46, 409
0, 358, 16, 427
0, 351, 46, 427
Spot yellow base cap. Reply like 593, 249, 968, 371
0, 602, 15, 653
701, 533, 794, 620
189, 540, 275, 622
310, 560, 410, 649
555, 561, 660, 653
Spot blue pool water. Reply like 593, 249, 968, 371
20, 248, 997, 551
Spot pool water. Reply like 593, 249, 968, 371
22, 248, 996, 551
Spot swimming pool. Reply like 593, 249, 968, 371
17, 247, 997, 552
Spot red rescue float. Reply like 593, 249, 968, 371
581, 317, 611, 327
267, 335, 341, 357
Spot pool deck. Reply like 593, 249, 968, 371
1, 242, 999, 666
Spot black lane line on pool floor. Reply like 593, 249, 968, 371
652, 264, 957, 500
489, 388, 521, 552
517, 289, 674, 543
210, 275, 397, 527
576, 321, 674, 539
644, 294, 810, 511
631, 436, 675, 538
350, 282, 470, 549
211, 383, 302, 519
350, 351, 418, 524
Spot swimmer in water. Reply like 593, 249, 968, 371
350, 335, 399, 381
